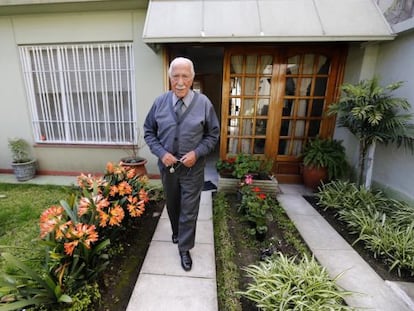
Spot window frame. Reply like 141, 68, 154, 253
19, 42, 137, 146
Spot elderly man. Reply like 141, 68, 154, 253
144, 57, 220, 271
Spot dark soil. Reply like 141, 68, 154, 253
303, 195, 414, 283
97, 199, 164, 311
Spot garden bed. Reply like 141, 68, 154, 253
98, 199, 164, 311
304, 195, 414, 283
224, 194, 299, 310
213, 192, 352, 311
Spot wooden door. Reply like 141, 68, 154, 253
220, 45, 347, 183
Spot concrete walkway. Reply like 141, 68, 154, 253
126, 191, 217, 311
1, 173, 414, 310
278, 184, 414, 311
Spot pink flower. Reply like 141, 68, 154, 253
245, 174, 253, 185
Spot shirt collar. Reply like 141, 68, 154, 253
172, 90, 194, 107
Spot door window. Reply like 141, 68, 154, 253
221, 46, 346, 182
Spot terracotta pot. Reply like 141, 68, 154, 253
120, 157, 148, 177
302, 165, 328, 191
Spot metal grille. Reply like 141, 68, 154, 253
19, 43, 137, 145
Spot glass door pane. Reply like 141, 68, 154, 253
225, 53, 273, 155
277, 53, 331, 156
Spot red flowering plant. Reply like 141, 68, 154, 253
238, 174, 274, 237
36, 162, 151, 305
216, 155, 236, 177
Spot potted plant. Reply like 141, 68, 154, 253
119, 134, 148, 176
301, 137, 347, 190
216, 155, 236, 177
8, 138, 37, 181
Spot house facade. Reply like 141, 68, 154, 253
0, 0, 412, 200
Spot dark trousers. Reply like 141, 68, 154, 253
161, 159, 204, 252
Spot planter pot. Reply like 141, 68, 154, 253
120, 157, 148, 177
302, 165, 328, 191
218, 174, 280, 196
11, 159, 37, 181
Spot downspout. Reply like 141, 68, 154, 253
359, 43, 379, 188
365, 141, 376, 189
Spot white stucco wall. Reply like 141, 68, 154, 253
0, 9, 164, 175
335, 36, 414, 201
373, 31, 414, 200
333, 43, 365, 175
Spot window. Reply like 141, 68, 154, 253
19, 43, 136, 145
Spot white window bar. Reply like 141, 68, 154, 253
19, 42, 136, 145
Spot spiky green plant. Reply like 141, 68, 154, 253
240, 253, 353, 310
328, 77, 414, 186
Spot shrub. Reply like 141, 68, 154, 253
217, 154, 273, 179
240, 252, 352, 310
0, 162, 153, 310
238, 175, 276, 237
317, 180, 414, 276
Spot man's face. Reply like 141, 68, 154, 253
170, 62, 193, 98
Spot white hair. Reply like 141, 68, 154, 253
168, 57, 195, 79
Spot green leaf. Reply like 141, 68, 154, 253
58, 294, 73, 303
0, 298, 46, 311
1, 253, 50, 295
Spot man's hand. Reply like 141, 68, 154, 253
180, 151, 197, 168
161, 153, 178, 167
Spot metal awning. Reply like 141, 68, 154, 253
143, 0, 395, 43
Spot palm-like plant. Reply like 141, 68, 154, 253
328, 77, 414, 187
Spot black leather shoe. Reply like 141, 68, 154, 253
172, 234, 178, 244
179, 251, 192, 271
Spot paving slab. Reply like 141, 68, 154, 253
153, 217, 214, 244
140, 241, 216, 278
126, 273, 217, 311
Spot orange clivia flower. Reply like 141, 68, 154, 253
114, 164, 125, 176
127, 195, 146, 217
39, 205, 65, 238
108, 204, 125, 226
95, 196, 110, 211
63, 223, 99, 256
78, 197, 91, 217
77, 174, 106, 191
64, 240, 79, 256
139, 188, 149, 203
118, 181, 132, 196
109, 185, 119, 197
106, 162, 114, 174
98, 210, 109, 227
126, 168, 136, 179
55, 220, 72, 240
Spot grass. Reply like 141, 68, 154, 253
213, 192, 243, 311
0, 183, 73, 269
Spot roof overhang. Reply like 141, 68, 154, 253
0, 0, 148, 16
143, 0, 395, 44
